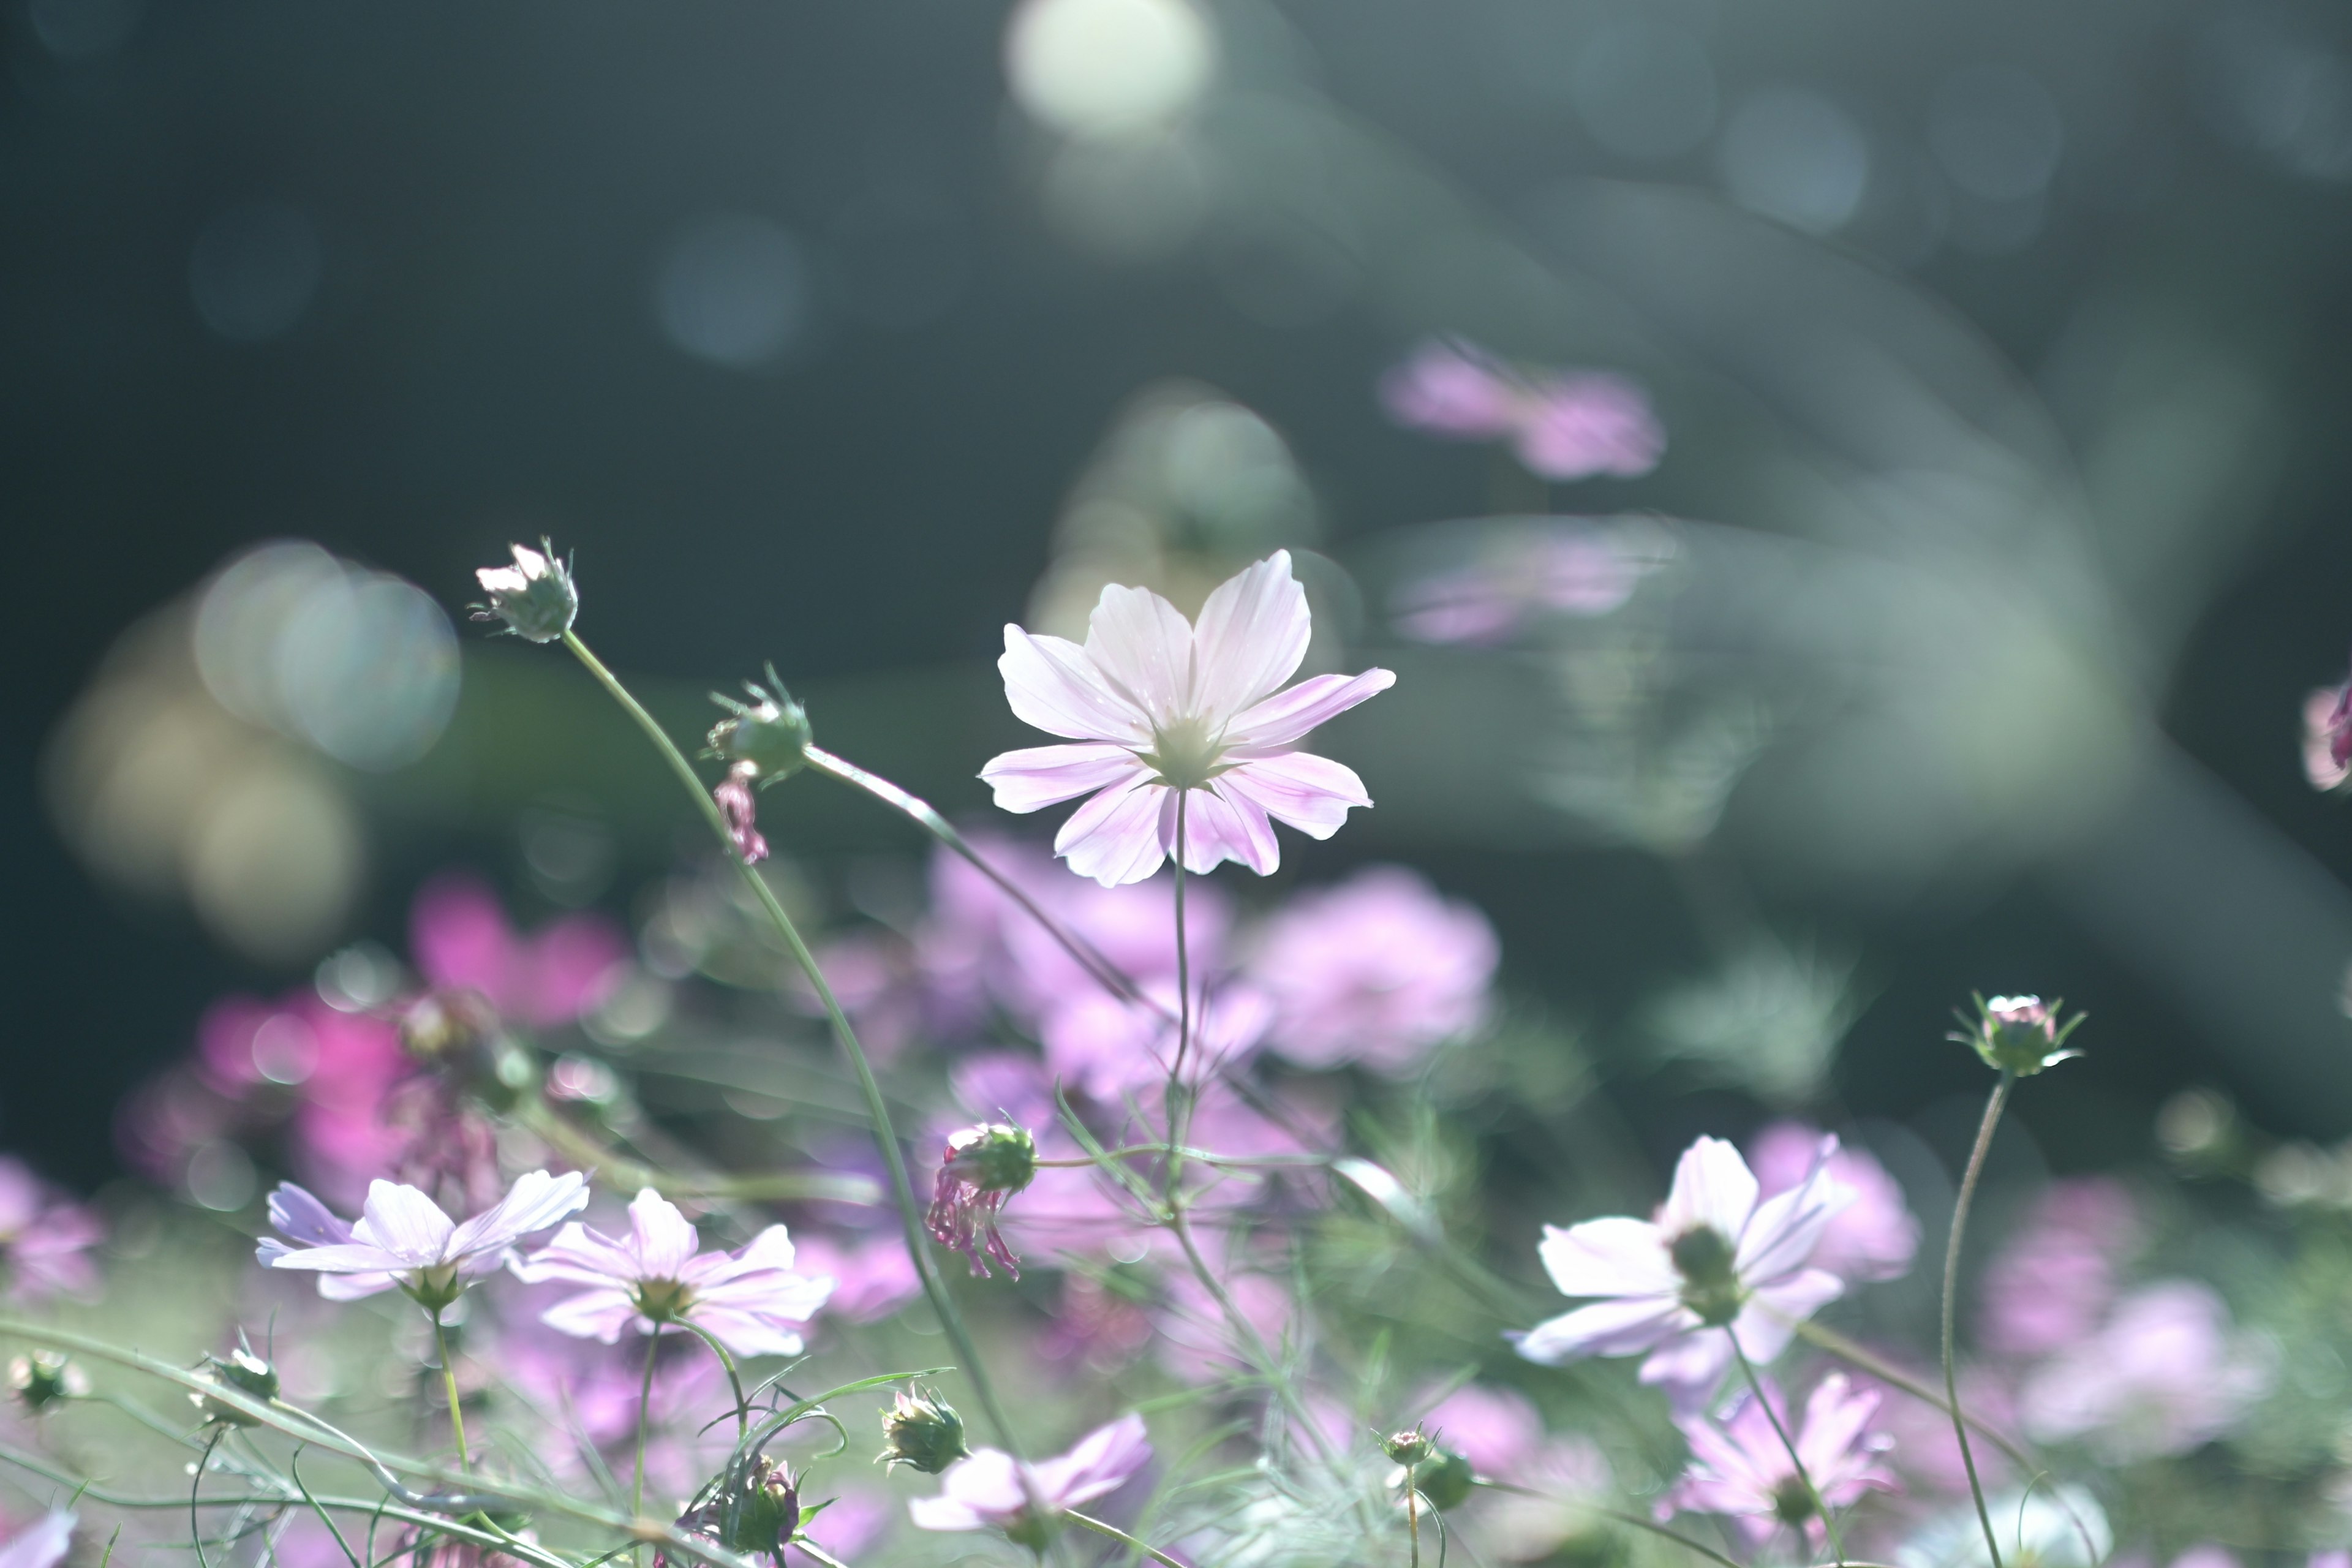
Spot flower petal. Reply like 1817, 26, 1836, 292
1084, 584, 1196, 728
1191, 552, 1310, 720
352, 1182, 454, 1266
1537, 1218, 1676, 1299
513, 1221, 641, 1287
1656, 1137, 1758, 1245
0, 1512, 76, 1568
1056, 777, 1172, 886
541, 1288, 644, 1343
1178, 782, 1280, 875
1217, 752, 1371, 839
626, 1189, 701, 1281
1638, 1330, 1734, 1413
999, 626, 1150, 744
266, 1241, 412, 1275
448, 1169, 588, 1261
317, 1270, 400, 1301
1225, 668, 1396, 750
980, 744, 1151, 814
1510, 1295, 1687, 1364
1730, 1269, 1844, 1363
1736, 1141, 1854, 1284
266, 1183, 354, 1248
1038, 1413, 1152, 1509
686, 1303, 811, 1359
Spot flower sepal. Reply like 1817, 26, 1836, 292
706, 665, 814, 788
1951, 993, 2086, 1078
471, 540, 578, 644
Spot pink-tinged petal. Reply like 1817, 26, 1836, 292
1637, 1330, 1734, 1412
448, 1170, 589, 1260
267, 1241, 413, 1275
1038, 1413, 1152, 1509
981, 744, 1152, 814
1083, 584, 1196, 728
733, 1225, 799, 1271
999, 626, 1151, 745
1057, 777, 1172, 887
686, 1303, 811, 1359
1510, 374, 1664, 481
1218, 752, 1371, 839
1180, 782, 1280, 875
626, 1190, 701, 1281
915, 1449, 1028, 1529
1226, 668, 1396, 750
1510, 1295, 1687, 1364
514, 1221, 642, 1287
1730, 1269, 1844, 1363
1657, 1137, 1758, 1243
906, 1495, 989, 1533
352, 1182, 455, 1266
0, 1513, 75, 1568
410, 875, 519, 1009
542, 1288, 644, 1343
693, 1269, 834, 1320
266, 1183, 354, 1248
1191, 552, 1311, 720
317, 1270, 399, 1301
1736, 1147, 1854, 1284
1380, 341, 1522, 437
1537, 1218, 1676, 1298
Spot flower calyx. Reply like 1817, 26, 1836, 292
192, 1341, 279, 1426
471, 540, 578, 645
1951, 993, 2086, 1078
706, 665, 813, 788
880, 1387, 971, 1475
9, 1352, 86, 1411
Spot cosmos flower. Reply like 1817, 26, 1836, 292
926, 1124, 1039, 1280
514, 1189, 834, 1359
409, 873, 627, 1029
258, 1170, 587, 1308
0, 1513, 76, 1568
1379, 339, 1664, 481
1512, 1134, 1852, 1410
980, 552, 1394, 886
789, 1232, 922, 1324
909, 1414, 1152, 1543
2017, 1280, 2271, 1461
1978, 1178, 2138, 1359
1666, 1374, 1896, 1545
0, 1160, 104, 1300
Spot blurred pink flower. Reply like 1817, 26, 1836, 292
790, 1232, 921, 1324
1041, 980, 1273, 1098
411, 874, 627, 1028
785, 1490, 890, 1566
497, 1310, 726, 1497
0, 1513, 75, 1568
1420, 1383, 1545, 1479
1393, 522, 1662, 646
259, 1170, 587, 1305
2018, 1280, 2271, 1460
1037, 1273, 1158, 1371
909, 1413, 1152, 1537
1746, 1123, 1918, 1284
1978, 1178, 2138, 1359
1250, 866, 1498, 1075
1513, 1134, 1852, 1411
0, 1161, 103, 1300
1665, 1373, 1895, 1545
981, 552, 1393, 886
516, 1189, 832, 1358
2171, 1548, 2243, 1568
1380, 339, 1664, 481
2307, 676, 2352, 791
1154, 1266, 1295, 1385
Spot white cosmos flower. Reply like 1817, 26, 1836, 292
258, 1170, 588, 1309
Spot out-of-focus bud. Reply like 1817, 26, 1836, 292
1382, 1427, 1436, 1466
1950, 993, 2084, 1078
192, 1345, 279, 1425
471, 540, 578, 644
399, 989, 499, 1068
9, 1352, 88, 1410
706, 666, 813, 786
1403, 1445, 1475, 1511
880, 1388, 971, 1475
2157, 1087, 2237, 1169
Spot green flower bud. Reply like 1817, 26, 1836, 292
1382, 1428, 1436, 1466
192, 1346, 278, 1425
880, 1388, 972, 1474
942, 1123, 1038, 1196
471, 540, 578, 644
1409, 1447, 1475, 1512
1951, 993, 2085, 1078
706, 665, 813, 786
9, 1352, 86, 1411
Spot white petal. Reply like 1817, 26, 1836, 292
687, 1303, 810, 1359
1509, 1295, 1687, 1364
1226, 668, 1396, 751
0, 1512, 75, 1568
1736, 1142, 1854, 1284
513, 1221, 639, 1287
317, 1270, 399, 1301
998, 626, 1151, 744
541, 1288, 643, 1343
1191, 552, 1310, 720
1537, 1218, 1676, 1298
1217, 752, 1371, 838
1182, 782, 1280, 875
980, 744, 1150, 813
1656, 1137, 1758, 1243
352, 1182, 455, 1266
1731, 1269, 1844, 1362
1084, 584, 1197, 728
626, 1189, 701, 1280
266, 1183, 354, 1248
1637, 1330, 1734, 1412
270, 1242, 410, 1275
1056, 777, 1171, 886
448, 1169, 589, 1261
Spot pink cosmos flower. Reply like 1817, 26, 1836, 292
410, 874, 628, 1028
2017, 1280, 2271, 1460
1041, 979, 1273, 1098
258, 1170, 587, 1305
786, 1490, 890, 1566
1392, 521, 1667, 646
1250, 867, 1499, 1075
1666, 1374, 1895, 1545
1512, 1135, 1852, 1411
980, 552, 1395, 886
1379, 339, 1664, 481
1978, 1178, 2138, 1359
0, 1514, 75, 1568
2307, 673, 2352, 792
790, 1232, 922, 1324
1419, 1383, 1546, 1479
1153, 1266, 1295, 1385
514, 1189, 834, 1358
497, 1313, 727, 1498
1746, 1123, 1919, 1284
908, 1413, 1152, 1537
0, 1161, 104, 1300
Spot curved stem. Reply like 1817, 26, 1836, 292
1726, 1332, 1842, 1566
677, 1324, 750, 1443
432, 1313, 469, 1474
560, 632, 1022, 1461
1945, 1071, 2013, 1568
1063, 1509, 1189, 1568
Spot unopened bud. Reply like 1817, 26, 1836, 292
880, 1388, 971, 1475
9, 1352, 86, 1411
1382, 1428, 1435, 1466
1951, 993, 2084, 1078
192, 1346, 278, 1425
472, 540, 578, 644
1408, 1446, 1475, 1512
706, 666, 814, 786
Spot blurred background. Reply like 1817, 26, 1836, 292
7, 0, 2352, 1195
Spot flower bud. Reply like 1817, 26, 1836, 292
1951, 993, 2085, 1077
706, 666, 814, 786
880, 1388, 971, 1474
9, 1352, 86, 1411
192, 1346, 278, 1425
471, 540, 578, 644
1408, 1446, 1475, 1512
1382, 1428, 1436, 1466
943, 1123, 1038, 1196
668, 1452, 799, 1568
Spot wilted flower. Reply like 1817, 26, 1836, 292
1666, 1374, 1896, 1545
8, 1353, 86, 1411
714, 763, 770, 864
2018, 1280, 2271, 1461
1250, 865, 1499, 1075
1746, 1122, 1919, 1284
0, 1159, 104, 1301
706, 665, 813, 785
1379, 339, 1664, 481
1896, 1485, 2109, 1568
926, 1123, 1038, 1279
908, 1413, 1152, 1547
1950, 993, 2084, 1077
515, 1189, 833, 1358
980, 551, 1394, 886
258, 1170, 587, 1310
0, 1513, 75, 1568
880, 1389, 971, 1474
1512, 1134, 1852, 1410
472, 539, 578, 643
2307, 674, 2352, 791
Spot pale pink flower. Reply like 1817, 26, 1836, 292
0, 1513, 75, 1568
410, 874, 627, 1028
1979, 1178, 2137, 1359
1513, 1135, 1852, 1411
515, 1189, 833, 1358
1380, 339, 1664, 481
1153, 1267, 1295, 1385
1666, 1374, 1895, 1545
1419, 1383, 1545, 1479
714, 763, 769, 864
2309, 669, 2352, 791
2018, 1280, 2271, 1460
909, 1414, 1152, 1537
790, 1232, 922, 1324
1746, 1123, 1918, 1284
981, 552, 1394, 886
786, 1490, 889, 1566
1041, 979, 1273, 1098
258, 1170, 587, 1305
0, 1161, 103, 1300
1393, 522, 1663, 646
1250, 867, 1498, 1075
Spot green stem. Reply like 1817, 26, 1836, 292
1727, 1333, 1843, 1566
1944, 1071, 2014, 1568
1063, 1509, 1189, 1568
1406, 1458, 1422, 1568
432, 1313, 469, 1474
631, 1331, 658, 1523
559, 632, 1022, 1459
678, 1323, 750, 1442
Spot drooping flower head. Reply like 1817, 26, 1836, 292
1667, 1374, 1896, 1545
472, 539, 578, 644
1512, 1134, 1852, 1410
258, 1170, 587, 1310
981, 552, 1394, 886
908, 1413, 1152, 1548
1379, 339, 1664, 481
926, 1123, 1039, 1279
515, 1189, 834, 1358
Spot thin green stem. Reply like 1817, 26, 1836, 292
1727, 1333, 1843, 1566
679, 1323, 750, 1442
631, 1330, 659, 1524
1945, 1071, 2014, 1568
432, 1313, 469, 1474
1063, 1509, 1188, 1568
1406, 1458, 1422, 1568
559, 631, 1022, 1461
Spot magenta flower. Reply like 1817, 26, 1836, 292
2017, 1280, 2271, 1460
1666, 1374, 1895, 1545
1379, 339, 1664, 481
0, 1514, 76, 1568
412, 874, 628, 1028
2309, 672, 2352, 791
981, 552, 1395, 886
258, 1170, 587, 1308
1250, 866, 1498, 1075
514, 1189, 833, 1358
1746, 1123, 1918, 1284
0, 1160, 103, 1301
713, 763, 770, 864
908, 1413, 1152, 1540
1512, 1135, 1851, 1410
790, 1232, 921, 1324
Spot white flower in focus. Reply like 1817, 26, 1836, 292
258, 1170, 588, 1308
981, 551, 1394, 886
